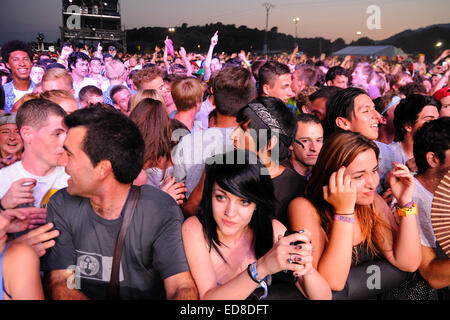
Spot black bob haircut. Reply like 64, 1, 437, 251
64, 105, 145, 184
198, 149, 276, 262
1, 40, 34, 63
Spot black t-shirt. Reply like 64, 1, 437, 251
272, 166, 307, 226
41, 185, 189, 300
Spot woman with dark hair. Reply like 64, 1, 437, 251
288, 132, 421, 299
230, 96, 307, 226
129, 98, 186, 204
182, 150, 331, 300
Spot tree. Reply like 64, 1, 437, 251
270, 26, 278, 33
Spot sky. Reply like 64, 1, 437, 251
0, 0, 449, 46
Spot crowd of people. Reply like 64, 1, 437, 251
0, 30, 449, 300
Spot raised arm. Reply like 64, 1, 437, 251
204, 31, 218, 81
290, 167, 357, 291
179, 47, 193, 77
375, 163, 421, 272
163, 37, 171, 73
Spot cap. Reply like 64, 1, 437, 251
433, 87, 450, 101
108, 46, 117, 52
0, 113, 17, 126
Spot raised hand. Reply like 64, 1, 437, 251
323, 167, 356, 214
60, 46, 73, 59
238, 50, 246, 61
179, 47, 187, 59
211, 31, 218, 46
1, 178, 36, 209
388, 162, 415, 207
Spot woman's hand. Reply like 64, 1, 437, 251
256, 230, 314, 278
323, 167, 356, 215
388, 162, 415, 206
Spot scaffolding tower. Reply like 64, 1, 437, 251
60, 0, 127, 52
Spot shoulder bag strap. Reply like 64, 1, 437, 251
108, 185, 141, 299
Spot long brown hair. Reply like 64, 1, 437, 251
129, 98, 172, 170
306, 131, 389, 263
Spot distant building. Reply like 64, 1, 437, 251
60, 0, 126, 52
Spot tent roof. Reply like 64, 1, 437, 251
332, 45, 407, 58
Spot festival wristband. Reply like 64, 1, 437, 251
247, 262, 269, 300
396, 203, 418, 217
334, 215, 355, 224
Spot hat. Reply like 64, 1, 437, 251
108, 46, 117, 52
433, 87, 450, 101
193, 68, 205, 76
0, 113, 17, 126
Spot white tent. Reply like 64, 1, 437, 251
332, 45, 407, 59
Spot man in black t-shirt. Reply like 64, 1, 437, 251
42, 106, 198, 300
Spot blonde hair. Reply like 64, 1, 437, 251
128, 89, 165, 114
171, 77, 204, 111
41, 90, 77, 106
105, 60, 126, 80
42, 68, 73, 90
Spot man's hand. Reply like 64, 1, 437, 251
97, 42, 103, 53
1, 207, 46, 233
1, 178, 36, 209
179, 47, 187, 59
12, 222, 60, 257
60, 46, 73, 59
210, 31, 218, 46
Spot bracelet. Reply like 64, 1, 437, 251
334, 215, 355, 224
247, 262, 269, 300
247, 263, 260, 284
396, 201, 414, 209
335, 212, 354, 216
396, 203, 418, 217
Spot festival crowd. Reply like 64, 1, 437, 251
0, 30, 449, 300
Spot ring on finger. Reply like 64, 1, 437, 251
288, 255, 294, 264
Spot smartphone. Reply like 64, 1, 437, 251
284, 230, 305, 247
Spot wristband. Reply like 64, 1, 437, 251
0, 199, 5, 211
396, 203, 418, 217
397, 200, 414, 209
247, 262, 269, 300
334, 215, 355, 224
335, 212, 354, 216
